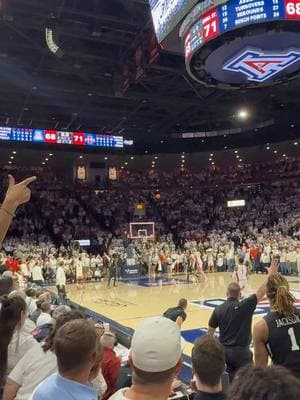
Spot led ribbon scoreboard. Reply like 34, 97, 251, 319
183, 0, 300, 87
0, 126, 124, 149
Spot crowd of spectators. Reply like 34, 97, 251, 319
0, 274, 300, 400
0, 159, 300, 400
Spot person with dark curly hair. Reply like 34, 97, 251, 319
228, 364, 300, 400
253, 274, 300, 378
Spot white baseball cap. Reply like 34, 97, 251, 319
131, 316, 182, 373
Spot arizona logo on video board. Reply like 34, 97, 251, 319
223, 48, 300, 82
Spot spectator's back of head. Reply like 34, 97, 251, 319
192, 335, 225, 387
130, 316, 182, 385
41, 302, 51, 314
25, 288, 36, 298
101, 331, 116, 349
229, 365, 300, 400
0, 277, 14, 297
227, 282, 240, 299
43, 310, 85, 352
54, 319, 98, 375
178, 298, 188, 310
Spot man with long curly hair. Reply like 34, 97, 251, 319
253, 274, 300, 378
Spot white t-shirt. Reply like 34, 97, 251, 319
31, 266, 44, 282
9, 342, 57, 400
36, 312, 52, 327
7, 330, 37, 374
109, 388, 130, 400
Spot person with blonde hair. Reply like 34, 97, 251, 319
253, 274, 300, 378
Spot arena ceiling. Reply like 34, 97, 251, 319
0, 0, 299, 155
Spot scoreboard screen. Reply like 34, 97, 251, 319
185, 0, 300, 58
149, 0, 199, 43
0, 126, 124, 149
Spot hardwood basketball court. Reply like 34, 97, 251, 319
67, 273, 300, 357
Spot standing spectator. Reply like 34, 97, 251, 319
260, 251, 270, 273
253, 274, 300, 377
229, 365, 300, 400
192, 336, 226, 400
32, 319, 102, 400
163, 298, 187, 328
109, 317, 182, 400
208, 261, 278, 381
31, 263, 44, 286
56, 262, 66, 303
101, 332, 121, 400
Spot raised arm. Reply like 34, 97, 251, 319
255, 260, 279, 302
0, 175, 36, 244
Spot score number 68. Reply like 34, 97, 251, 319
286, 0, 300, 17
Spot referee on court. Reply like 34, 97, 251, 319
208, 260, 278, 381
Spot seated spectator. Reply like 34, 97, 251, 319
32, 319, 103, 400
109, 316, 182, 400
228, 364, 300, 400
100, 331, 121, 400
36, 303, 52, 327
192, 336, 226, 400
24, 289, 37, 317
29, 300, 43, 324
2, 310, 85, 400
0, 296, 36, 385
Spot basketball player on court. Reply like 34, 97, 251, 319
208, 260, 278, 381
253, 273, 300, 378
232, 257, 248, 297
194, 249, 207, 282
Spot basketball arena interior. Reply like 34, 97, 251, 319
0, 1, 300, 399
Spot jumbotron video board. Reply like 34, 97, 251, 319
183, 0, 300, 87
149, 0, 199, 43
0, 126, 124, 149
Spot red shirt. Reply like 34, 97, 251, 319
101, 348, 121, 400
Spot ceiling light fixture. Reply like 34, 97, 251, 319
237, 108, 249, 120
12, 151, 16, 154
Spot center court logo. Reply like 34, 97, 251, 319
223, 48, 300, 82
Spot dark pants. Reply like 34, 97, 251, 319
224, 346, 253, 382
57, 285, 66, 303
108, 269, 117, 287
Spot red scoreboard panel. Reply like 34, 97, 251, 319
73, 132, 85, 146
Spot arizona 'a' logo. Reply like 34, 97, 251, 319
223, 48, 300, 82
